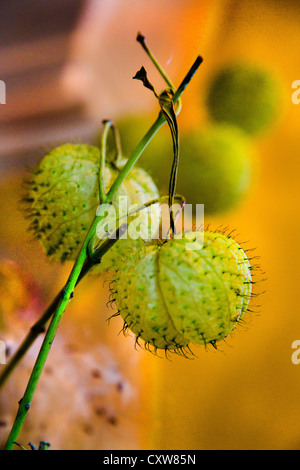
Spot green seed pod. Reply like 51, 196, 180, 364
102, 114, 171, 192
112, 230, 252, 355
176, 124, 254, 214
25, 144, 160, 269
205, 62, 283, 135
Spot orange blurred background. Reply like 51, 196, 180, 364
0, 0, 300, 450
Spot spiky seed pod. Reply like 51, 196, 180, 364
112, 231, 252, 355
24, 144, 160, 270
205, 62, 283, 135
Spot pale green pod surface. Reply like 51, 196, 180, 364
26, 144, 160, 267
113, 231, 252, 353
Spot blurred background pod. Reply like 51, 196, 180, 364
0, 0, 299, 451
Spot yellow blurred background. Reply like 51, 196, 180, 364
0, 0, 300, 450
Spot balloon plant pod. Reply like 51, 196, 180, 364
0, 32, 263, 450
